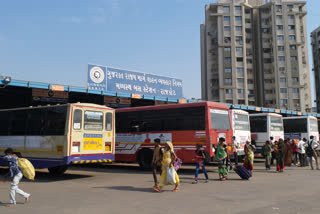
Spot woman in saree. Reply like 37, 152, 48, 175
215, 137, 229, 181
276, 138, 286, 172
263, 141, 272, 170
284, 139, 292, 166
243, 140, 256, 174
155, 141, 180, 192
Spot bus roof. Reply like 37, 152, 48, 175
0, 103, 114, 112
283, 116, 317, 120
116, 101, 229, 113
231, 109, 249, 115
249, 113, 282, 117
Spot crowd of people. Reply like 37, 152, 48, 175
151, 135, 320, 192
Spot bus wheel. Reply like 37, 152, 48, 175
137, 149, 153, 170
48, 165, 68, 176
203, 151, 210, 164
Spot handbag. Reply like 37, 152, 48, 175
174, 158, 183, 171
166, 167, 176, 184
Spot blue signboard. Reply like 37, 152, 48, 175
87, 64, 107, 91
87, 64, 183, 99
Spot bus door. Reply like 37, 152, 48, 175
209, 108, 232, 156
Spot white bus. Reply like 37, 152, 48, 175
0, 103, 115, 175
283, 116, 319, 142
249, 113, 284, 152
230, 109, 251, 156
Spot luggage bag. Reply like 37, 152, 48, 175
234, 165, 251, 180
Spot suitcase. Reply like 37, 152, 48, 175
234, 165, 252, 180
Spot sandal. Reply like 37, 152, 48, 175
192, 181, 198, 184
154, 187, 161, 192
172, 188, 179, 192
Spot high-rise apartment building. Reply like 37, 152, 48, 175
311, 27, 320, 113
201, 0, 312, 112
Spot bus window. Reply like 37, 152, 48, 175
284, 118, 307, 133
234, 114, 250, 131
73, 109, 82, 130
84, 111, 103, 130
45, 107, 67, 135
210, 109, 231, 130
106, 112, 113, 131
250, 116, 267, 132
310, 119, 318, 132
270, 117, 283, 131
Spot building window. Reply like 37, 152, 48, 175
238, 89, 244, 94
245, 9, 251, 14
224, 16, 230, 21
280, 99, 288, 105
277, 25, 283, 30
237, 68, 244, 73
262, 28, 270, 33
277, 35, 284, 40
292, 88, 299, 93
225, 68, 232, 73
288, 15, 295, 19
238, 100, 245, 104
264, 58, 272, 63
247, 79, 254, 84
290, 45, 297, 50
278, 46, 284, 51
224, 6, 230, 13
236, 36, 243, 44
265, 89, 273, 94
289, 35, 296, 41
290, 56, 297, 61
237, 78, 244, 84
225, 57, 231, 63
236, 26, 242, 31
279, 56, 285, 61
276, 15, 283, 20
226, 100, 233, 104
280, 78, 286, 83
280, 88, 287, 93
224, 37, 231, 43
236, 57, 243, 62
235, 6, 241, 11
292, 67, 297, 72
236, 47, 243, 52
224, 78, 232, 84
224, 26, 231, 31
287, 5, 294, 10
226, 89, 232, 94
279, 67, 285, 72
288, 25, 295, 30
224, 47, 231, 51
235, 16, 242, 21
247, 69, 253, 74
292, 77, 299, 83
247, 59, 253, 64
248, 90, 254, 95
276, 5, 282, 12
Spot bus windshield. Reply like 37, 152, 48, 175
234, 113, 250, 131
270, 116, 283, 131
310, 119, 318, 132
210, 109, 230, 130
284, 118, 307, 133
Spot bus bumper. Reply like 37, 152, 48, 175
66, 154, 115, 165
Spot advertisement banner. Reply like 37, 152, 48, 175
87, 64, 183, 99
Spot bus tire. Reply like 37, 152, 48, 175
137, 149, 153, 170
48, 165, 68, 176
203, 151, 210, 164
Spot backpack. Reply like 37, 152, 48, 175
306, 141, 314, 157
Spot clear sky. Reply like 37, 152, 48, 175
0, 0, 319, 101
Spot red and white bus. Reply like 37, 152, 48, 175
115, 101, 233, 169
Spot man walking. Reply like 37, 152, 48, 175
297, 138, 306, 167
270, 136, 275, 165
304, 136, 319, 170
1, 148, 30, 207
152, 138, 163, 190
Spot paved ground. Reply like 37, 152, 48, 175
0, 162, 320, 214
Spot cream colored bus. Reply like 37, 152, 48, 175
0, 103, 115, 175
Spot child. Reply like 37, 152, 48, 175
192, 144, 209, 184
1, 148, 30, 207
263, 141, 272, 170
